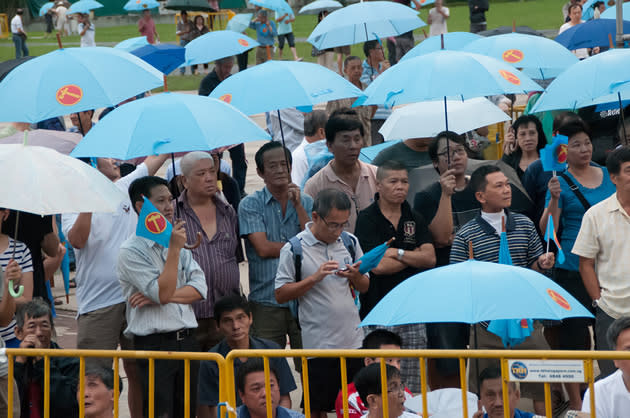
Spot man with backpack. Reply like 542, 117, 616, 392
275, 188, 369, 418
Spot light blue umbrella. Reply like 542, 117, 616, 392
582, 0, 607, 20
209, 60, 365, 115
124, 0, 160, 11
39, 2, 54, 16
249, 0, 292, 14
463, 33, 579, 80
307, 1, 426, 50
114, 36, 149, 52
298, 0, 342, 15
0, 47, 163, 123
67, 0, 104, 14
530, 49, 630, 113
360, 260, 593, 327
400, 32, 481, 61
415, 0, 434, 6
226, 13, 253, 33
359, 140, 401, 164
182, 30, 259, 67
555, 19, 630, 49
70, 93, 270, 160
601, 3, 629, 19
131, 44, 186, 74
355, 50, 542, 109
356, 238, 394, 274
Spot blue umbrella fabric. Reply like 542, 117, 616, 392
124, 0, 160, 11
209, 60, 365, 115
356, 238, 394, 274
360, 260, 594, 327
182, 31, 259, 67
530, 49, 630, 113
39, 2, 54, 16
359, 140, 401, 164
555, 19, 630, 50
354, 50, 542, 109
299, 0, 343, 15
307, 1, 426, 50
600, 3, 629, 19
249, 0, 292, 14
114, 36, 149, 51
463, 33, 579, 80
582, 0, 609, 20
0, 47, 163, 123
68, 0, 104, 14
226, 13, 253, 32
400, 32, 482, 61
70, 93, 271, 160
131, 44, 186, 74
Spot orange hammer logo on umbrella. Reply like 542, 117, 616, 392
219, 93, 232, 104
502, 49, 524, 64
499, 70, 521, 85
547, 289, 571, 311
238, 39, 250, 47
56, 84, 83, 106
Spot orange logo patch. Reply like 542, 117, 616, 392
547, 289, 571, 311
238, 38, 249, 47
502, 49, 524, 64
556, 144, 568, 164
145, 212, 167, 234
56, 84, 83, 106
219, 93, 232, 104
499, 70, 521, 85
520, 319, 529, 329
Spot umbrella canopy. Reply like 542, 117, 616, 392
67, 0, 104, 14
379, 98, 510, 141
182, 31, 259, 66
249, 0, 293, 14
164, 0, 214, 11
355, 50, 542, 108
556, 19, 630, 49
400, 32, 482, 61
226, 13, 253, 33
478, 26, 546, 37
0, 144, 126, 215
463, 33, 579, 80
0, 47, 163, 123
307, 1, 426, 50
298, 0, 342, 15
209, 60, 365, 115
70, 93, 271, 160
582, 0, 610, 20
131, 44, 186, 74
600, 3, 629, 19
360, 260, 593, 327
0, 57, 34, 83
530, 49, 630, 113
39, 2, 55, 16
123, 0, 160, 11
114, 36, 149, 52
0, 129, 82, 155
359, 140, 402, 164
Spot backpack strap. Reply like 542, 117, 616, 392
558, 172, 591, 212
339, 231, 356, 262
288, 236, 303, 283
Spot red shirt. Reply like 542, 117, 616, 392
138, 17, 156, 44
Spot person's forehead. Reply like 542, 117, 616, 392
24, 315, 50, 325
150, 184, 171, 198
381, 169, 408, 180
616, 328, 630, 348
263, 147, 287, 162
221, 308, 248, 319
334, 129, 361, 138
481, 377, 502, 392
192, 158, 213, 170
487, 171, 508, 183
245, 371, 267, 387
437, 138, 462, 151
517, 122, 536, 131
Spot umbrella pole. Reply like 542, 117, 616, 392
619, 92, 627, 146
443, 96, 450, 168
56, 32, 63, 49
276, 110, 292, 178
163, 75, 168, 92
171, 153, 180, 219
12, 211, 19, 259
474, 324, 480, 397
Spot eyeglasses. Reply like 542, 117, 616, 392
387, 382, 405, 395
320, 217, 350, 231
437, 147, 466, 160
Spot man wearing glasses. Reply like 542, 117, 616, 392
275, 188, 369, 418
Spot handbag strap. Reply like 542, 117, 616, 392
558, 172, 591, 211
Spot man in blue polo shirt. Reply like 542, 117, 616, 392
450, 165, 554, 416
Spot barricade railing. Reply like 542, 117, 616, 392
0, 14, 9, 39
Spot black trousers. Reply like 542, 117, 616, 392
134, 330, 200, 418
228, 143, 247, 195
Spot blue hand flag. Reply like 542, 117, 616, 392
136, 197, 172, 247
544, 214, 566, 265
357, 238, 394, 274
540, 134, 569, 172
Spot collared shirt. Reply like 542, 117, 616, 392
304, 160, 377, 234
176, 19, 193, 42
176, 190, 240, 319
449, 210, 542, 268
10, 15, 23, 34
198, 336, 298, 406
238, 405, 304, 418
572, 193, 630, 318
117, 236, 207, 337
238, 187, 313, 306
275, 222, 365, 349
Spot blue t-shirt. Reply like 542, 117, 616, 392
275, 11, 293, 35
249, 20, 277, 46
484, 409, 534, 418
544, 165, 615, 271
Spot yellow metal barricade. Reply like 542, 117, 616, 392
0, 14, 9, 39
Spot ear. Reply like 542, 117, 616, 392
181, 175, 189, 190
14, 326, 24, 341
311, 212, 319, 223
475, 190, 485, 204
256, 167, 264, 179
364, 357, 373, 367
134, 195, 144, 214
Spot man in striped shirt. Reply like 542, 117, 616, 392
449, 165, 554, 416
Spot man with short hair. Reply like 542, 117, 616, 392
250, 10, 277, 64
372, 137, 433, 171
138, 9, 159, 44
468, 0, 489, 33
581, 316, 630, 416
236, 358, 304, 418
361, 41, 391, 145
355, 160, 436, 393
10, 9, 28, 59
573, 146, 630, 378
198, 56, 235, 96
291, 110, 328, 187
177, 151, 241, 351
472, 367, 534, 418
304, 109, 377, 233
78, 367, 122, 418
197, 295, 297, 418
276, 188, 369, 418
353, 364, 415, 418
238, 141, 311, 350
14, 299, 80, 418
118, 175, 207, 418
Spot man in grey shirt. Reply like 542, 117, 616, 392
118, 176, 207, 418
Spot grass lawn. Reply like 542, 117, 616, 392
0, 0, 567, 91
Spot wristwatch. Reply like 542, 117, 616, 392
397, 249, 405, 260
592, 299, 599, 308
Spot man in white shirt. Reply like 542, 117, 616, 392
291, 110, 327, 188
582, 317, 630, 417
10, 9, 28, 59
62, 154, 167, 418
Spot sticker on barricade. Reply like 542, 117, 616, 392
508, 359, 585, 382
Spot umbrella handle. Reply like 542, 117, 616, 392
183, 232, 202, 250
386, 237, 395, 246
8, 281, 24, 298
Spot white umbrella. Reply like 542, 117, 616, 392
378, 97, 510, 141
0, 144, 126, 215
0, 129, 82, 155
299, 0, 342, 15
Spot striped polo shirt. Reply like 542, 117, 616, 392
449, 210, 543, 268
